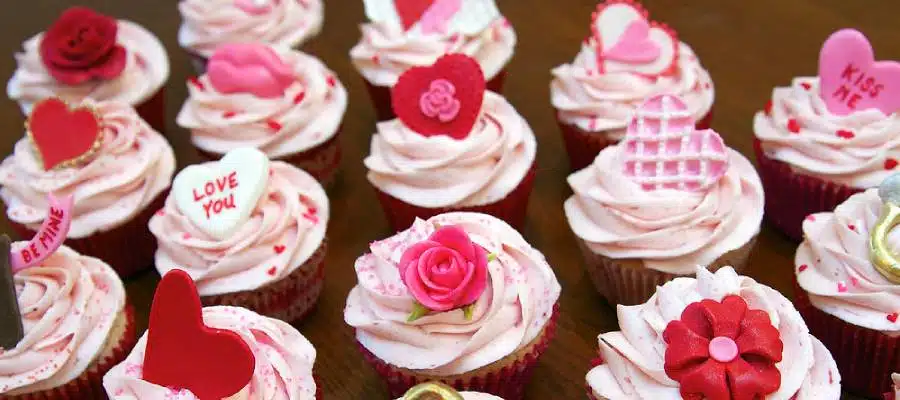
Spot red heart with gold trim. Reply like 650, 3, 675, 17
394, 0, 437, 30
27, 98, 102, 170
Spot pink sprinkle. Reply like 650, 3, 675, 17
371, 54, 380, 65
326, 76, 336, 87
805, 215, 815, 222
223, 110, 238, 118
132, 142, 141, 150
293, 92, 306, 105
156, 209, 165, 217
837, 282, 848, 292
266, 119, 282, 132
267, 266, 277, 276
182, 233, 191, 240
850, 277, 859, 286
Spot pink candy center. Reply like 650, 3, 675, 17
419, 79, 461, 122
708, 336, 739, 363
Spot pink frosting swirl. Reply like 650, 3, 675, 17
178, 0, 324, 58
148, 162, 328, 296
0, 245, 126, 396
0, 100, 175, 238
103, 306, 317, 399
365, 92, 535, 208
7, 20, 170, 114
176, 47, 347, 158
345, 213, 560, 375
563, 144, 763, 274
754, 77, 900, 188
586, 267, 841, 400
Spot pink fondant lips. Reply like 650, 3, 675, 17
207, 43, 294, 99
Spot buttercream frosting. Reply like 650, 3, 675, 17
893, 373, 900, 398
393, 392, 502, 400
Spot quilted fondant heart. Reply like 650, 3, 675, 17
622, 94, 729, 192
391, 53, 485, 140
818, 28, 900, 116
172, 147, 270, 240
591, 0, 679, 76
27, 98, 102, 171
143, 269, 255, 399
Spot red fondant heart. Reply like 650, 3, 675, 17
394, 0, 437, 30
27, 98, 102, 170
143, 270, 255, 399
391, 53, 485, 140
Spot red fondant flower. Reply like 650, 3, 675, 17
663, 295, 784, 400
39, 7, 127, 85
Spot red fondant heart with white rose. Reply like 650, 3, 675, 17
143, 269, 255, 400
622, 94, 729, 192
172, 147, 270, 240
591, 0, 679, 76
818, 28, 900, 116
391, 53, 485, 140
27, 98, 102, 171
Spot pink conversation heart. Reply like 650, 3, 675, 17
207, 43, 294, 99
603, 19, 660, 63
818, 29, 900, 116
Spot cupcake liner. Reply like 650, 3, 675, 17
134, 87, 166, 134
201, 239, 327, 323
793, 278, 900, 398
753, 138, 863, 242
373, 161, 536, 232
579, 235, 756, 306
7, 191, 168, 278
315, 375, 323, 400
357, 303, 559, 400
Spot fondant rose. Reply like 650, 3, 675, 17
206, 43, 294, 99
398, 225, 488, 312
419, 79, 461, 122
39, 7, 126, 85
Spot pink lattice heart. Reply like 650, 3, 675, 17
622, 94, 729, 192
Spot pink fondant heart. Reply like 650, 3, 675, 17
603, 19, 660, 63
818, 28, 900, 116
591, 0, 678, 76
622, 94, 729, 192
207, 43, 294, 99
418, 0, 461, 35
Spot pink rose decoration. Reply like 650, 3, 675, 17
206, 43, 294, 99
419, 79, 461, 123
398, 225, 489, 312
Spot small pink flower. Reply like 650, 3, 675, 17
419, 79, 461, 123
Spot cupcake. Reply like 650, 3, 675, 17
103, 269, 320, 399
753, 28, 900, 241
565, 94, 762, 306
345, 212, 561, 400
351, 0, 515, 120
0, 98, 175, 277
149, 147, 328, 322
399, 382, 503, 400
178, 0, 324, 72
366, 54, 536, 232
177, 43, 347, 184
550, 0, 714, 171
793, 174, 900, 397
586, 266, 841, 399
7, 7, 170, 133
888, 374, 899, 400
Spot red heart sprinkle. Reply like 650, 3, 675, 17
182, 233, 191, 240
787, 119, 801, 133
801, 82, 811, 90
888, 313, 898, 323
836, 129, 855, 139
189, 77, 205, 91
266, 119, 282, 132
223, 110, 238, 119
848, 224, 856, 232
326, 76, 336, 88
273, 245, 285, 254
837, 282, 848, 292
293, 92, 306, 105
886, 158, 898, 170
27, 98, 102, 170
267, 266, 277, 276
798, 264, 808, 272
156, 209, 165, 217
764, 100, 773, 116
805, 215, 816, 222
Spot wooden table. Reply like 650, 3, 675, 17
1, 1, 897, 398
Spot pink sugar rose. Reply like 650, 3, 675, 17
398, 225, 489, 312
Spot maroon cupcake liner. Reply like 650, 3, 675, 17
753, 138, 863, 242
134, 87, 166, 134
585, 356, 605, 400
201, 239, 327, 323
357, 303, 558, 400
373, 162, 536, 232
8, 191, 168, 278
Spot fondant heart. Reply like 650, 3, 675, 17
818, 28, 900, 116
27, 98, 102, 171
394, 0, 437, 30
207, 43, 294, 99
622, 94, 729, 192
173, 147, 270, 240
391, 53, 485, 140
591, 0, 678, 76
143, 269, 255, 399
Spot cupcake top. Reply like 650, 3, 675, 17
7, 7, 169, 114
397, 382, 503, 400
754, 29, 900, 188
178, 0, 324, 59
149, 147, 328, 296
0, 98, 175, 238
365, 54, 536, 208
351, 0, 515, 86
587, 266, 841, 399
564, 94, 763, 274
345, 212, 561, 376
177, 43, 347, 158
550, 0, 714, 137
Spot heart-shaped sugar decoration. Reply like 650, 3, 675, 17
143, 269, 255, 399
591, 0, 679, 76
818, 29, 900, 116
173, 147, 270, 240
391, 53, 485, 140
27, 98, 102, 171
622, 94, 729, 192
393, 0, 436, 30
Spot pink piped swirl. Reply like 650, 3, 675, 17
419, 79, 461, 122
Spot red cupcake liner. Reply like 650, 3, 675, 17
7, 191, 168, 278
5, 303, 137, 400
134, 87, 166, 134
363, 69, 508, 122
753, 138, 863, 242
357, 303, 558, 400
793, 278, 900, 398
201, 239, 327, 323
373, 161, 536, 232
